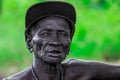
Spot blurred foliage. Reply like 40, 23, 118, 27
0, 0, 2, 14
0, 0, 120, 77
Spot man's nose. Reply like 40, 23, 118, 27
49, 41, 61, 46
49, 34, 61, 46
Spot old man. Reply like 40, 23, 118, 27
4, 1, 120, 80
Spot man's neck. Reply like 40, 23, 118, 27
32, 56, 61, 80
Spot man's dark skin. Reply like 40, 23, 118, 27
4, 16, 120, 80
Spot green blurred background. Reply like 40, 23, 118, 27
0, 0, 120, 79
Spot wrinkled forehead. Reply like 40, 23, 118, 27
33, 16, 70, 32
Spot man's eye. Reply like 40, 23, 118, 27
61, 32, 68, 36
39, 31, 49, 36
41, 32, 48, 36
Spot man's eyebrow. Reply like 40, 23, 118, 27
41, 29, 68, 32
37, 28, 53, 32
57, 30, 68, 33
41, 29, 52, 31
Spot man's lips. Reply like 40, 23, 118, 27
48, 50, 62, 57
49, 50, 61, 53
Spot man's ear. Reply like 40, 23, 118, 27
25, 32, 33, 53
26, 37, 33, 53
25, 24, 35, 53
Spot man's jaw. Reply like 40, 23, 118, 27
38, 51, 66, 64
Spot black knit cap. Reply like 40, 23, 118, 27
25, 1, 76, 38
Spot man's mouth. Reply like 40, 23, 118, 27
48, 50, 61, 57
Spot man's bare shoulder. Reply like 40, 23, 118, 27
3, 67, 33, 80
62, 58, 119, 73
61, 59, 97, 79
62, 59, 120, 80
62, 59, 94, 72
62, 58, 92, 67
62, 58, 116, 67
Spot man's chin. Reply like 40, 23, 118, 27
42, 56, 64, 64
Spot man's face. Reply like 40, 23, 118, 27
31, 16, 71, 63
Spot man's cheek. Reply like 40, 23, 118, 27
32, 40, 42, 51
33, 39, 49, 52
64, 40, 71, 54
